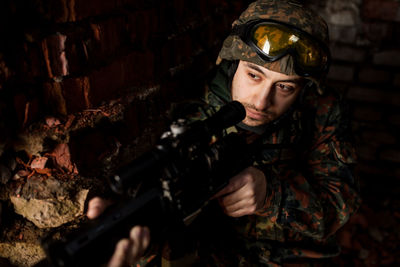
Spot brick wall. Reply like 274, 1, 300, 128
307, 0, 400, 196
0, 2, 255, 264
0, 0, 253, 174
308, 0, 400, 264
4, 0, 397, 185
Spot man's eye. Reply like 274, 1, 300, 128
276, 83, 295, 93
247, 72, 260, 80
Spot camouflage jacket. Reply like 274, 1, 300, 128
139, 63, 361, 266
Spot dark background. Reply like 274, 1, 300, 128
0, 0, 399, 265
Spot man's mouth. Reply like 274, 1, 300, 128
245, 108, 270, 121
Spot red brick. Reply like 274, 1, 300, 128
64, 38, 86, 75
74, 0, 118, 21
42, 81, 67, 115
175, 35, 195, 66
63, 12, 160, 75
0, 56, 13, 89
394, 74, 400, 88
170, 1, 208, 25
352, 106, 382, 122
120, 86, 167, 143
64, 17, 124, 67
126, 9, 159, 48
357, 162, 392, 177
124, 51, 156, 84
347, 86, 400, 106
42, 33, 69, 79
89, 59, 125, 106
21, 42, 47, 81
330, 44, 366, 63
45, 0, 117, 23
351, 121, 378, 137
394, 168, 400, 179
8, 42, 46, 83
362, 0, 400, 22
192, 52, 214, 78
13, 94, 40, 128
60, 16, 129, 75
198, 22, 220, 50
45, 73, 120, 115
379, 148, 400, 163
159, 41, 176, 78
209, 0, 229, 10
328, 24, 357, 44
373, 50, 400, 67
173, 0, 186, 22
118, 0, 160, 9
327, 64, 355, 82
37, 0, 154, 23
89, 50, 155, 105
33, 0, 71, 23
231, 0, 250, 15
356, 145, 378, 161
158, 83, 177, 107
160, 81, 180, 104
362, 22, 392, 44
28, 98, 40, 127
87, 16, 127, 61
361, 131, 397, 146
196, 0, 212, 18
155, 2, 175, 34
13, 94, 27, 127
62, 76, 91, 113
358, 67, 392, 84
325, 1, 360, 26
387, 113, 400, 126
121, 99, 142, 141
395, 24, 400, 44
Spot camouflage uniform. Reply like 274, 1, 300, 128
139, 1, 360, 266
192, 62, 360, 266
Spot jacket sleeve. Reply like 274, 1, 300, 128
255, 96, 361, 242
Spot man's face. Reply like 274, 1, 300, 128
231, 60, 305, 127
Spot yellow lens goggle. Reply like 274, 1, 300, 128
233, 20, 330, 77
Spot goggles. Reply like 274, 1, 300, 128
232, 20, 330, 77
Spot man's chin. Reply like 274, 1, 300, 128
242, 117, 272, 127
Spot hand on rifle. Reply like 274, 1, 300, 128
214, 166, 267, 217
87, 197, 150, 267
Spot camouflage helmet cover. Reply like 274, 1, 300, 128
217, 0, 330, 91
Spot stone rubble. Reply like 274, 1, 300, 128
10, 177, 89, 228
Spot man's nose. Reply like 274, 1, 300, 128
252, 84, 274, 111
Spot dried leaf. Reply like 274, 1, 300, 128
52, 144, 79, 174
35, 168, 52, 176
16, 169, 31, 178
65, 114, 75, 129
45, 116, 61, 127
30, 156, 48, 169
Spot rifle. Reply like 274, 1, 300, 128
39, 101, 259, 267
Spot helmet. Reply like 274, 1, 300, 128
217, 0, 330, 93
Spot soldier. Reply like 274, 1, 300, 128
88, 0, 361, 266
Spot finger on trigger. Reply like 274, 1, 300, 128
108, 238, 130, 267
128, 226, 146, 263
87, 197, 112, 219
214, 170, 250, 199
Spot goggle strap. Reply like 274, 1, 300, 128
231, 25, 246, 38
